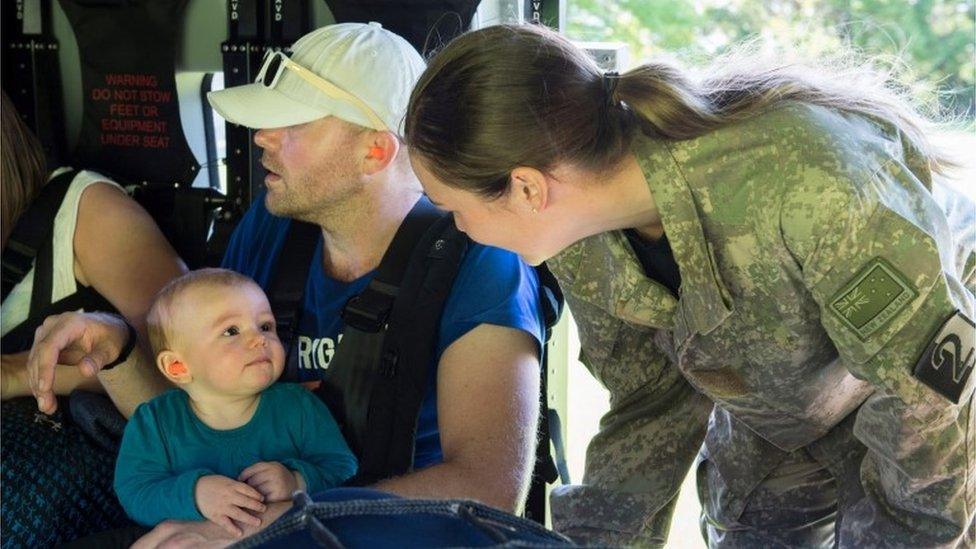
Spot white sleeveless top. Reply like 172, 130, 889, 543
1, 169, 122, 337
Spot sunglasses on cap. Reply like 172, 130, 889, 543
255, 49, 389, 131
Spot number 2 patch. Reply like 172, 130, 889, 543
913, 311, 976, 404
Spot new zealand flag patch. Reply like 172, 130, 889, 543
912, 311, 976, 404
829, 258, 917, 340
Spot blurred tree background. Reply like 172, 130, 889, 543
565, 0, 975, 122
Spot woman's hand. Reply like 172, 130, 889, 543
132, 502, 293, 548
131, 520, 237, 549
27, 311, 129, 413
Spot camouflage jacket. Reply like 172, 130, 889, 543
549, 103, 975, 547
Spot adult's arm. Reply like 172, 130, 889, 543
29, 181, 185, 416
781, 155, 976, 547
73, 181, 186, 337
373, 323, 540, 512
548, 290, 712, 547
132, 503, 292, 549
1, 350, 100, 398
28, 311, 165, 417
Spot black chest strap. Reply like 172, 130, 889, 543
268, 219, 320, 348
346, 214, 468, 483
1, 169, 119, 353
315, 197, 464, 484
340, 196, 443, 333
269, 196, 443, 352
2, 169, 77, 303
1, 287, 114, 353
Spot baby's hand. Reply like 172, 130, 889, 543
238, 461, 300, 502
194, 475, 265, 537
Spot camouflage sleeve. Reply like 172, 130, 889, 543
781, 160, 976, 547
932, 177, 976, 295
549, 292, 712, 547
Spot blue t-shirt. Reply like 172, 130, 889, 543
114, 383, 358, 526
221, 194, 543, 468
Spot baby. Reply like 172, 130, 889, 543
114, 268, 357, 536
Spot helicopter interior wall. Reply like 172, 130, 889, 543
47, 0, 338, 190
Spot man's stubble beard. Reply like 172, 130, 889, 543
264, 163, 361, 225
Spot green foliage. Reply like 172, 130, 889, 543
566, 0, 975, 119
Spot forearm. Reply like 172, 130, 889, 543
841, 393, 974, 547
552, 368, 711, 547
2, 351, 28, 373
381, 325, 541, 513
98, 344, 170, 418
120, 481, 203, 526
3, 352, 102, 399
373, 457, 531, 513
114, 437, 212, 526
132, 502, 292, 549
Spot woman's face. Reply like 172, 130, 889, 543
411, 156, 551, 265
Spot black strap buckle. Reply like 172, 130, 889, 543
341, 283, 396, 333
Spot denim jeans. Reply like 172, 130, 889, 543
233, 488, 578, 548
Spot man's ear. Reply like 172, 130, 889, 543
362, 131, 400, 176
509, 166, 549, 213
157, 351, 191, 385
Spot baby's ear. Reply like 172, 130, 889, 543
157, 351, 191, 384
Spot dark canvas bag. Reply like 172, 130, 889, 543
233, 488, 577, 548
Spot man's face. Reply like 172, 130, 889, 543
253, 116, 364, 219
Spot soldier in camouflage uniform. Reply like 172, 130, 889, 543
405, 24, 975, 548
547, 104, 976, 547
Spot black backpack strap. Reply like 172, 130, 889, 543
318, 196, 463, 484
524, 262, 568, 524
359, 214, 468, 480
30, 196, 59, 318
269, 220, 320, 352
2, 286, 116, 354
1, 169, 77, 302
341, 197, 443, 333
270, 193, 440, 350
535, 263, 564, 335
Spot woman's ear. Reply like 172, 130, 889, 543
362, 131, 401, 176
157, 351, 191, 384
509, 167, 549, 213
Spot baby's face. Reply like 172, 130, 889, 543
174, 282, 286, 398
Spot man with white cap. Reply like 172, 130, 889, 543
28, 22, 544, 539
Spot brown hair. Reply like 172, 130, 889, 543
405, 24, 952, 199
1, 91, 48, 246
146, 268, 261, 356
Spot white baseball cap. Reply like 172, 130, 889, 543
207, 22, 425, 134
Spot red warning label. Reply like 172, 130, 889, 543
90, 73, 174, 149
